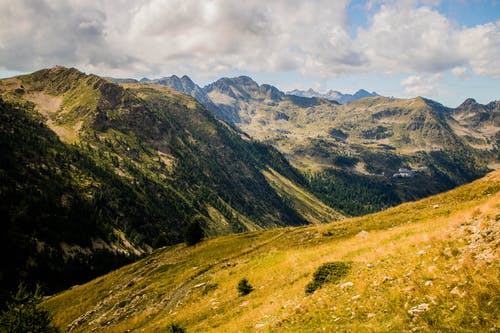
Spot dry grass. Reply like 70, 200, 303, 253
262, 167, 344, 223
44, 171, 500, 332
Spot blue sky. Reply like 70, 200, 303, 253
0, 0, 498, 107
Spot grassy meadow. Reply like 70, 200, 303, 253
44, 170, 499, 332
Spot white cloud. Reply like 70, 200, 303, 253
0, 1, 138, 72
119, 0, 355, 76
401, 73, 443, 97
0, 0, 498, 81
355, 1, 499, 79
458, 22, 500, 78
356, 3, 464, 74
451, 66, 471, 79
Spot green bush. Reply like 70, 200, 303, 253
0, 283, 60, 333
237, 278, 254, 296
184, 218, 204, 246
305, 262, 352, 294
166, 322, 185, 333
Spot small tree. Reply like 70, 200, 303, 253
0, 283, 60, 333
166, 321, 185, 333
184, 217, 204, 246
237, 278, 254, 296
305, 261, 352, 294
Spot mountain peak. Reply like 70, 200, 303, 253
27, 66, 102, 96
352, 89, 379, 100
459, 98, 478, 107
286, 88, 378, 103
232, 75, 259, 86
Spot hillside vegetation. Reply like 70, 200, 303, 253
44, 170, 500, 332
0, 67, 340, 295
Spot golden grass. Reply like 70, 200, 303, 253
44, 171, 500, 332
262, 167, 344, 223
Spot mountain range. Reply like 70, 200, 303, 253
1, 66, 498, 301
130, 74, 498, 211
286, 88, 379, 104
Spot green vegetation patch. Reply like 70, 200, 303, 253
237, 278, 254, 296
305, 261, 352, 294
166, 322, 185, 333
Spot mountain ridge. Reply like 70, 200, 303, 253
0, 66, 342, 294
124, 73, 498, 215
286, 88, 379, 104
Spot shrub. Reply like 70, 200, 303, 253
305, 261, 352, 294
166, 322, 185, 333
237, 278, 254, 296
0, 283, 60, 333
184, 218, 204, 246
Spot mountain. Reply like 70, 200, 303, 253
144, 74, 497, 215
43, 170, 500, 332
109, 75, 223, 118
0, 67, 342, 294
286, 88, 379, 104
450, 98, 500, 153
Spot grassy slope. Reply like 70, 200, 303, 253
262, 168, 344, 223
45, 171, 500, 332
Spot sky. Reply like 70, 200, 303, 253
0, 0, 498, 107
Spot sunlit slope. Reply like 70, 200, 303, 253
45, 171, 499, 332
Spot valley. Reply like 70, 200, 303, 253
0, 67, 339, 295
2, 2, 498, 332
143, 74, 498, 214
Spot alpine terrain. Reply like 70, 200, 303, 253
137, 75, 499, 215
0, 67, 341, 295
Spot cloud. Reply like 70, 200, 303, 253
119, 0, 354, 76
458, 22, 500, 78
401, 74, 443, 96
0, 1, 138, 72
0, 0, 498, 81
355, 1, 499, 78
451, 66, 470, 79
356, 3, 464, 74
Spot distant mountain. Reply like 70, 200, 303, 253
0, 67, 342, 294
448, 98, 500, 152
109, 75, 226, 121
116, 73, 498, 214
286, 88, 379, 104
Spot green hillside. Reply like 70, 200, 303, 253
44, 170, 500, 332
0, 67, 341, 295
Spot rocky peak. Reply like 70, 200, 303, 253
458, 98, 478, 108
